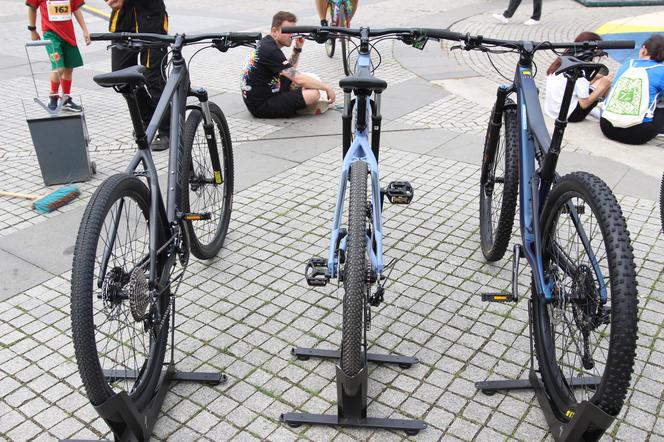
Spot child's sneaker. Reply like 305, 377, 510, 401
62, 96, 82, 112
523, 18, 540, 26
492, 13, 509, 24
48, 95, 59, 111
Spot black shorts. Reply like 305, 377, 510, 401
245, 89, 306, 118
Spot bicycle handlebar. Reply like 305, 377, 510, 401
90, 31, 262, 45
282, 26, 635, 52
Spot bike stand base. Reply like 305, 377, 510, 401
280, 412, 426, 435
291, 347, 418, 368
476, 369, 614, 442
283, 347, 426, 435
61, 364, 226, 442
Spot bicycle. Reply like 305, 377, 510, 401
280, 25, 425, 433
323, 0, 353, 75
70, 31, 260, 411
415, 29, 638, 422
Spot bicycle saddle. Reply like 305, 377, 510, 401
339, 70, 387, 93
555, 56, 608, 80
93, 65, 147, 88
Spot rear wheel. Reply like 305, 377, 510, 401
534, 172, 638, 419
71, 174, 170, 409
182, 102, 234, 259
479, 98, 518, 262
341, 161, 368, 377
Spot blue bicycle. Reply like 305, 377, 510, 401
419, 29, 638, 421
281, 26, 424, 433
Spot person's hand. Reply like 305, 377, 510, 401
105, 0, 123, 10
83, 30, 90, 45
326, 86, 336, 104
295, 36, 305, 49
30, 30, 40, 41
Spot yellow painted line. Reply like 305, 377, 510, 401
82, 4, 111, 20
596, 23, 664, 34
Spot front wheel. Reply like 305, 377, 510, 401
325, 4, 336, 57
71, 174, 171, 409
182, 102, 234, 259
341, 161, 368, 377
534, 171, 638, 419
479, 98, 518, 261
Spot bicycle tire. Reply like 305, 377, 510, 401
182, 101, 234, 260
479, 98, 518, 262
71, 174, 170, 409
534, 171, 637, 419
325, 3, 335, 58
340, 4, 351, 76
341, 161, 368, 377
660, 171, 663, 233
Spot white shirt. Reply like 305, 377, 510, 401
544, 74, 590, 119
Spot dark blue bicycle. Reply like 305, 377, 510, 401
416, 29, 638, 421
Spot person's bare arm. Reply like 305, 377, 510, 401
288, 37, 304, 67
578, 75, 613, 108
281, 67, 336, 103
27, 7, 40, 40
73, 9, 90, 45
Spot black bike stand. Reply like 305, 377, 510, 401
63, 298, 226, 442
280, 347, 427, 435
475, 301, 616, 442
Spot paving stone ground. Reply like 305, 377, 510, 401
0, 0, 663, 441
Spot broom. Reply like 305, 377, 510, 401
0, 185, 81, 213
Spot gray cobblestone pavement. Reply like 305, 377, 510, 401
1, 0, 663, 441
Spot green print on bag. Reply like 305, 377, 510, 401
603, 60, 661, 128
605, 77, 643, 116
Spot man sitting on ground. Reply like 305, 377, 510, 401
241, 11, 336, 118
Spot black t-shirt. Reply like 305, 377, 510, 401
109, 0, 167, 32
241, 36, 292, 105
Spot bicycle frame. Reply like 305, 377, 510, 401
98, 36, 218, 294
327, 49, 384, 279
495, 50, 607, 302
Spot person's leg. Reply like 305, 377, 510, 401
61, 67, 73, 99
251, 90, 307, 118
350, 0, 358, 20
316, 0, 328, 23
503, 0, 523, 18
600, 117, 658, 145
49, 70, 60, 96
568, 101, 598, 123
532, 0, 542, 20
302, 88, 322, 105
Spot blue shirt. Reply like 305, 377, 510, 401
611, 58, 664, 122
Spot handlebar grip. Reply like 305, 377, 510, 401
281, 26, 319, 34
419, 28, 464, 42
597, 40, 635, 50
227, 32, 262, 42
90, 33, 121, 41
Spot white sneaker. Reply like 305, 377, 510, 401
492, 13, 509, 24
523, 18, 540, 26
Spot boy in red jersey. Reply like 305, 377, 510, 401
27, 0, 90, 111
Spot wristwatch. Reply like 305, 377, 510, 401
293, 47, 302, 53
28, 25, 37, 31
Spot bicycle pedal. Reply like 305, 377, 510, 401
182, 212, 211, 221
305, 258, 330, 287
383, 181, 414, 204
481, 293, 516, 303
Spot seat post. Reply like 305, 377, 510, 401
122, 88, 149, 150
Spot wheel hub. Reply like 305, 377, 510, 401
101, 267, 129, 311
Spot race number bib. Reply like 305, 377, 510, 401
47, 0, 72, 22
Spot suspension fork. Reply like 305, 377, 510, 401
189, 87, 223, 184
481, 85, 513, 185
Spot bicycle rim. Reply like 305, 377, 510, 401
71, 174, 169, 408
182, 102, 234, 259
534, 172, 637, 418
